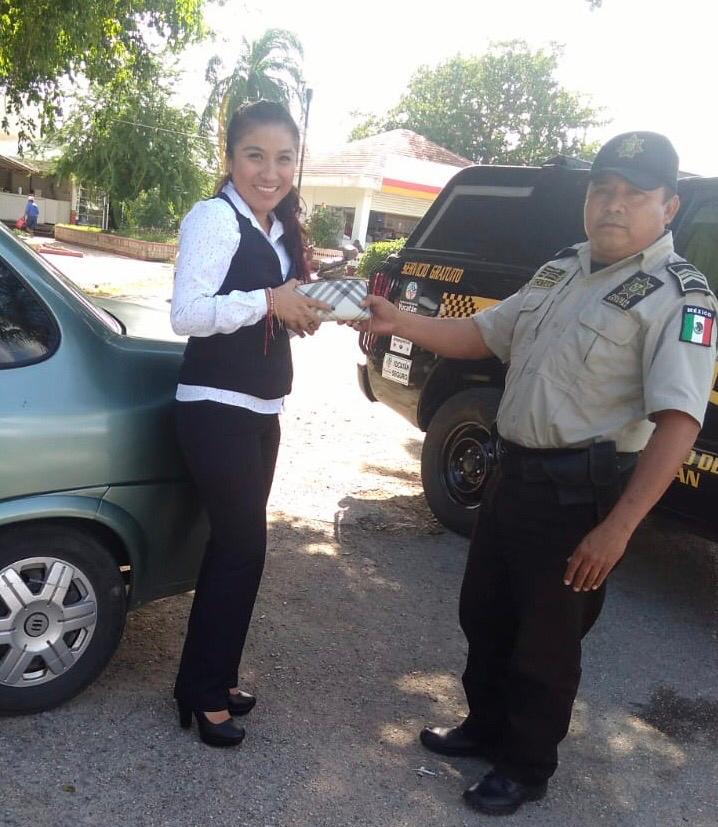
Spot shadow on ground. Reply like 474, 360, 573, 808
2, 511, 717, 827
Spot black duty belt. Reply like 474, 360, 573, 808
497, 439, 638, 516
499, 439, 638, 484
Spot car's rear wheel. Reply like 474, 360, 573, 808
0, 524, 126, 715
421, 388, 501, 537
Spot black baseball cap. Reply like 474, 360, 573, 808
590, 131, 679, 191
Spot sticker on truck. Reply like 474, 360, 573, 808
389, 335, 413, 356
382, 353, 412, 385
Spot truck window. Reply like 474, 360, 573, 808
680, 202, 718, 292
414, 185, 537, 262
410, 170, 589, 269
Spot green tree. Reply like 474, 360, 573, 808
347, 112, 385, 142
201, 28, 304, 167
0, 1, 205, 146
49, 74, 213, 227
349, 42, 603, 165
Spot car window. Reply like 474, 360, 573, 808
0, 261, 59, 368
0, 222, 121, 335
20, 244, 123, 335
679, 201, 718, 292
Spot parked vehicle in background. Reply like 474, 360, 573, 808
357, 160, 718, 537
0, 224, 207, 714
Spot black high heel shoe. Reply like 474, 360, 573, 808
227, 689, 256, 717
177, 702, 246, 747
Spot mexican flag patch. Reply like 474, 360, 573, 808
679, 305, 715, 346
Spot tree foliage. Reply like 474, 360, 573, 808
0, 0, 205, 144
49, 73, 213, 226
356, 239, 406, 278
201, 28, 304, 168
349, 42, 603, 166
305, 204, 344, 249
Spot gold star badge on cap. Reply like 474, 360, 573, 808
617, 134, 645, 159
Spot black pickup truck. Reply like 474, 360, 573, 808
357, 160, 718, 537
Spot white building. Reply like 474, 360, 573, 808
0, 153, 74, 226
298, 129, 472, 247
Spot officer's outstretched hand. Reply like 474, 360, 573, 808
341, 295, 400, 336
563, 522, 630, 592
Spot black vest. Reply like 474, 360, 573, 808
178, 194, 293, 399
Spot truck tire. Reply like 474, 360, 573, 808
421, 388, 501, 537
0, 523, 127, 715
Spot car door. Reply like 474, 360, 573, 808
0, 257, 66, 502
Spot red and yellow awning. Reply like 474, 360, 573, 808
380, 177, 442, 201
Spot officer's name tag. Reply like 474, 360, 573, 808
679, 306, 715, 347
530, 265, 566, 289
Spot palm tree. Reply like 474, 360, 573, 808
201, 28, 305, 167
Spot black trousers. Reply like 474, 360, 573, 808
459, 467, 615, 785
173, 400, 280, 711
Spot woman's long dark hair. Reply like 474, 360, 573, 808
217, 101, 309, 282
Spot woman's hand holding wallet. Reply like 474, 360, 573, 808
272, 279, 330, 337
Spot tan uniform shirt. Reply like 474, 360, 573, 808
473, 232, 718, 452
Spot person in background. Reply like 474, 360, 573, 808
24, 196, 39, 235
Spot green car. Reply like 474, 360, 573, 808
0, 224, 208, 715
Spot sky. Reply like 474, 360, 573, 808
178, 0, 718, 174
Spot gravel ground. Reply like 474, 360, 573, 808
3, 255, 718, 827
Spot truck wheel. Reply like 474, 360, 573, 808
421, 388, 501, 537
0, 524, 127, 715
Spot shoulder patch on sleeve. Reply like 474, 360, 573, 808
667, 262, 713, 296
603, 272, 664, 310
529, 263, 568, 289
553, 246, 580, 259
679, 305, 715, 346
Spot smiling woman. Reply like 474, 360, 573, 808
222, 109, 301, 238
169, 100, 330, 747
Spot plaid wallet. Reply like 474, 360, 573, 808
295, 278, 370, 322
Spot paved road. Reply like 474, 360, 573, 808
35, 239, 174, 300
3, 283, 717, 826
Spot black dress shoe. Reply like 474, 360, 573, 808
420, 724, 496, 759
227, 689, 256, 717
463, 769, 547, 815
177, 702, 246, 747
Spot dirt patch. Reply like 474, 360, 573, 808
633, 686, 718, 744
337, 490, 445, 535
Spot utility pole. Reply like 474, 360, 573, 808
297, 87, 313, 198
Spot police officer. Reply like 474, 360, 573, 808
355, 132, 718, 815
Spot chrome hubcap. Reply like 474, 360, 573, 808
0, 557, 98, 687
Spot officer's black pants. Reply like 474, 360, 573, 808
173, 400, 280, 711
459, 468, 609, 785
